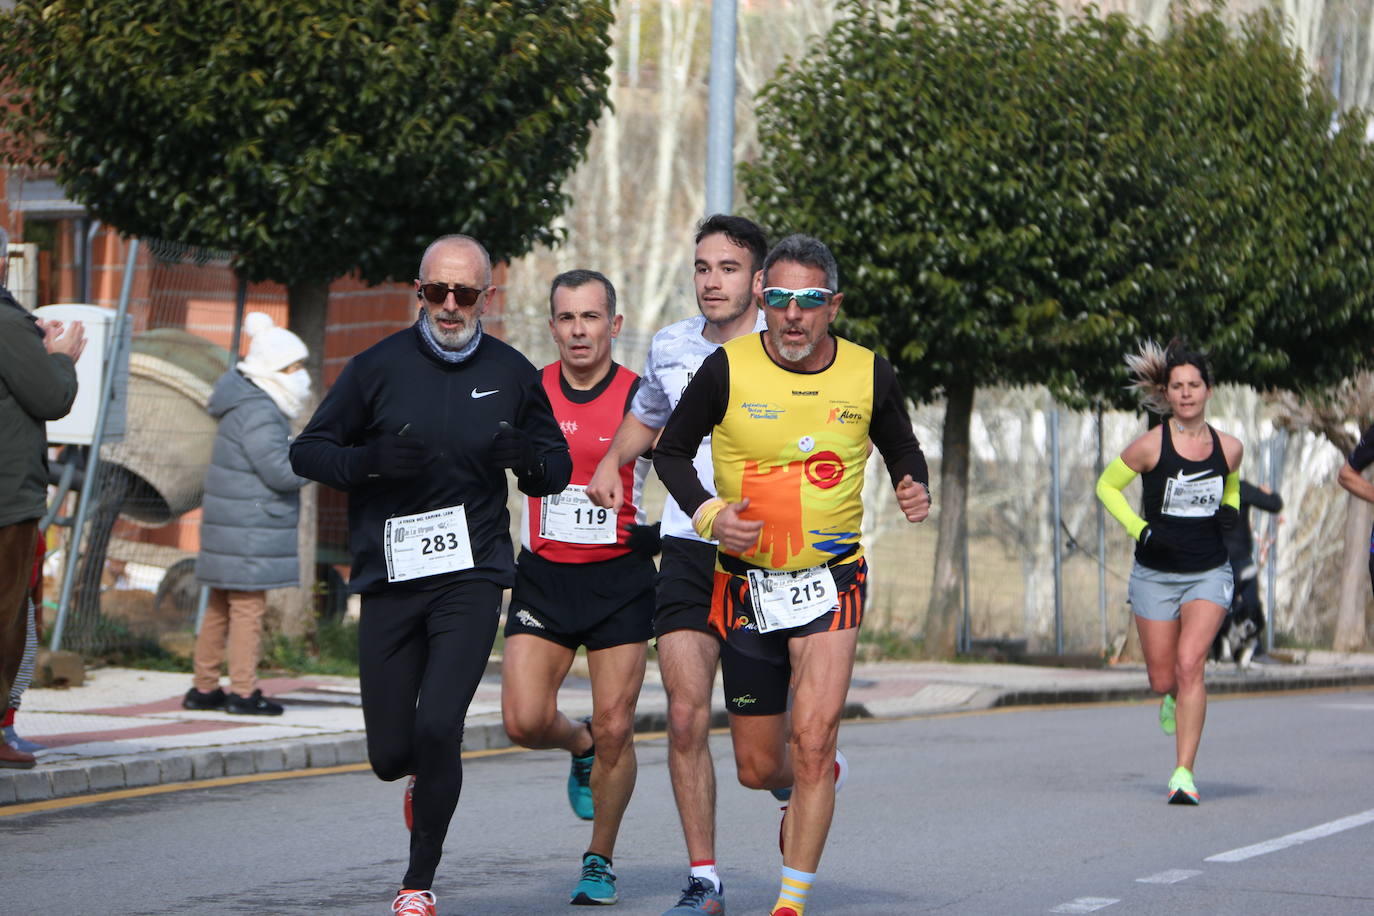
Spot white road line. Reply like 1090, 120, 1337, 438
1050, 898, 1119, 913
1205, 808, 1374, 863
1136, 869, 1202, 884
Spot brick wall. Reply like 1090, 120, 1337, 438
2, 174, 510, 582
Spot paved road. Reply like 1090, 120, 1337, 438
6, 689, 1373, 915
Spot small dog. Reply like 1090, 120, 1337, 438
1215, 616, 1259, 669
1211, 576, 1264, 670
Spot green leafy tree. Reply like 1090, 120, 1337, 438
0, 0, 614, 371
1, 0, 613, 642
741, 0, 1374, 657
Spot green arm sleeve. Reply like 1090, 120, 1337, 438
1222, 470, 1240, 509
1096, 457, 1147, 541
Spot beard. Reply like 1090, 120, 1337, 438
770, 325, 815, 363
701, 289, 753, 328
426, 308, 477, 350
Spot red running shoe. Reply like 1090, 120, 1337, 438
403, 775, 416, 832
391, 889, 436, 916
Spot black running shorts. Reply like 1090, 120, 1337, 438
712, 557, 868, 717
652, 535, 720, 639
505, 548, 654, 651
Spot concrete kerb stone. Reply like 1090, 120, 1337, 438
9, 769, 53, 802
188, 749, 225, 780
120, 756, 162, 788
283, 742, 308, 771
154, 751, 194, 784
460, 722, 512, 753
0, 773, 16, 804
304, 737, 338, 768
252, 744, 287, 773
86, 760, 127, 792
331, 734, 367, 765
222, 747, 257, 777
48, 766, 90, 798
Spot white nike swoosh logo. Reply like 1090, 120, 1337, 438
471, 388, 498, 399
599, 436, 612, 442
1174, 469, 1214, 483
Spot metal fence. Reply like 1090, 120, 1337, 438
47, 239, 264, 658
858, 384, 1341, 658
40, 243, 1355, 661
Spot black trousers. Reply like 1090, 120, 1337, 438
359, 578, 502, 890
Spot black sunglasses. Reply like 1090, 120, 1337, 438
417, 282, 487, 307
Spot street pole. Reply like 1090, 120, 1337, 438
51, 238, 139, 651
1050, 407, 1064, 655
1095, 407, 1107, 655
705, 0, 738, 216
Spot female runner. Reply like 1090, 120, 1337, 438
1096, 340, 1242, 805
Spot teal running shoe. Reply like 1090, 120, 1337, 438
1167, 765, 1199, 805
568, 742, 595, 820
1159, 695, 1177, 736
571, 853, 617, 905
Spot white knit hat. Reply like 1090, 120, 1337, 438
240, 312, 308, 373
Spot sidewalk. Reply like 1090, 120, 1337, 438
5, 649, 1374, 806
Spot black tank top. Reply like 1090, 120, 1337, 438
1134, 423, 1229, 573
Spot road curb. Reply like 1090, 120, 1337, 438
6, 670, 1373, 807
990, 669, 1374, 709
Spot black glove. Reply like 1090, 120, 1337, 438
624, 521, 662, 557
491, 420, 537, 475
1215, 505, 1239, 533
364, 432, 427, 480
1139, 524, 1184, 554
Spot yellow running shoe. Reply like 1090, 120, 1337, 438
1167, 766, 1199, 805
1159, 695, 1177, 736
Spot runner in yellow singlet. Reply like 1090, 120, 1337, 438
654, 234, 931, 916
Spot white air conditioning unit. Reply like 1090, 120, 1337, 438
32, 303, 129, 445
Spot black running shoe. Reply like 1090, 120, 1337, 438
225, 689, 284, 716
182, 687, 226, 711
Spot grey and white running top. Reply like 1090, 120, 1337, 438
632, 310, 768, 542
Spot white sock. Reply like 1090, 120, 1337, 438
690, 862, 721, 893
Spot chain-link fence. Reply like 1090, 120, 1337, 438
47, 240, 244, 658
859, 384, 1350, 658
45, 239, 415, 660
43, 240, 1361, 662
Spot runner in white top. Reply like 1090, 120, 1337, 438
630, 311, 763, 544
586, 214, 769, 916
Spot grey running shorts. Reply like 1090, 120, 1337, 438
1128, 562, 1234, 621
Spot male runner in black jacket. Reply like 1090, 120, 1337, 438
291, 234, 570, 916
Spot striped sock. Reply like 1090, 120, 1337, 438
773, 865, 815, 914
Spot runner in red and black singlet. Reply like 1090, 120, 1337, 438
499, 269, 656, 908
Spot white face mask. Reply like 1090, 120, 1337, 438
281, 367, 312, 401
